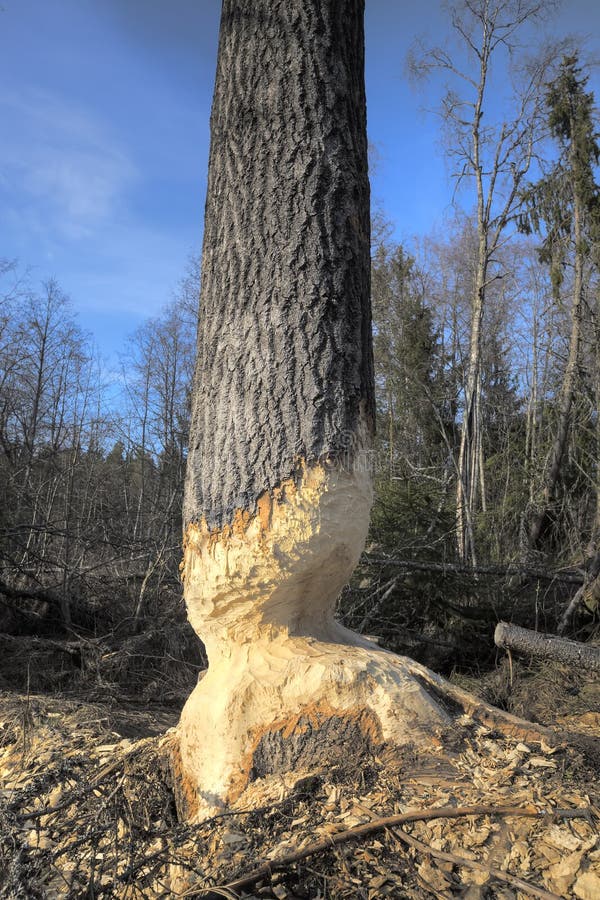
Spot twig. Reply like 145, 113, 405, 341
362, 556, 584, 584
391, 826, 562, 900
16, 739, 152, 822
119, 784, 323, 882
180, 803, 589, 897
358, 577, 398, 632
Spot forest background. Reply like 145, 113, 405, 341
1, 0, 600, 706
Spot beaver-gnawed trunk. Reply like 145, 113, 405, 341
176, 0, 450, 822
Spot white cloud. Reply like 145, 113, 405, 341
0, 87, 136, 238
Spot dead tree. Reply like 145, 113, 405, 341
409, 0, 561, 566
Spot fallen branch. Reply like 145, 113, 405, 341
118, 777, 325, 882
495, 621, 600, 673
558, 551, 600, 634
0, 577, 64, 610
182, 803, 589, 898
392, 826, 562, 900
0, 633, 89, 658
358, 577, 399, 632
362, 557, 584, 584
558, 583, 589, 636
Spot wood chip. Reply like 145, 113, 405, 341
573, 870, 600, 900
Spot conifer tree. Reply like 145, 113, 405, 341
521, 55, 600, 551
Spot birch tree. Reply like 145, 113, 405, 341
410, 0, 560, 565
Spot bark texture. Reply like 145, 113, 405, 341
176, 0, 455, 824
185, 0, 373, 530
494, 621, 600, 673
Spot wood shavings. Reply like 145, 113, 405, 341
573, 869, 600, 899
1, 689, 599, 898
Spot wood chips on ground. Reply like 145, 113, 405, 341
0, 690, 598, 899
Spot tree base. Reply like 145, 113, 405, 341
175, 454, 555, 822
173, 641, 557, 823
172, 628, 460, 822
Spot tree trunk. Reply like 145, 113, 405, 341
456, 274, 485, 568
594, 285, 600, 539
528, 110, 584, 552
495, 621, 600, 673
183, 0, 375, 529
175, 0, 450, 823
455, 36, 489, 568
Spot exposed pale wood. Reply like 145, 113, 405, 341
176, 457, 452, 821
401, 656, 559, 745
177, 0, 413, 824
176, 0, 569, 826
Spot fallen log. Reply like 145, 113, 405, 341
494, 621, 600, 673
361, 557, 584, 584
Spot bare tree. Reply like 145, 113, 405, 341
122, 298, 195, 626
0, 278, 106, 626
410, 0, 561, 565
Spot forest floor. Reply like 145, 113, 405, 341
0, 661, 598, 899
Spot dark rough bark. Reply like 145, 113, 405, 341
249, 709, 381, 780
494, 621, 600, 673
185, 0, 373, 529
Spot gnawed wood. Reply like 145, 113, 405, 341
495, 621, 600, 673
3, 691, 598, 897
177, 0, 382, 822
176, 451, 453, 821
177, 0, 586, 828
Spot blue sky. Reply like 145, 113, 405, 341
1, 0, 599, 361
